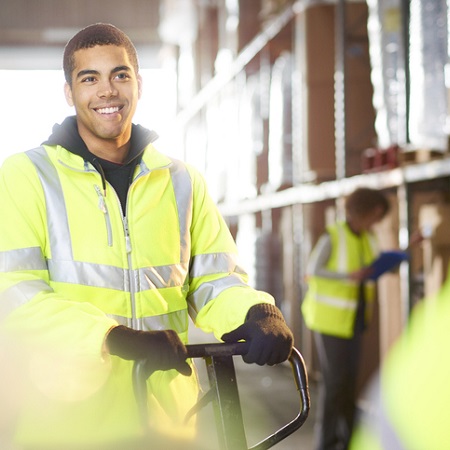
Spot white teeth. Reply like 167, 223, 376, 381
97, 107, 119, 114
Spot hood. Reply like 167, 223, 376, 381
42, 116, 159, 166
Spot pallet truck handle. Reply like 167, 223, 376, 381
133, 342, 310, 450
250, 346, 310, 450
186, 341, 250, 358
184, 342, 310, 450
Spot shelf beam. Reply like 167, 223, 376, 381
218, 158, 450, 216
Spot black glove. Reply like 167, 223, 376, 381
221, 303, 294, 366
106, 326, 192, 376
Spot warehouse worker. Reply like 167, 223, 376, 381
349, 278, 450, 450
0, 23, 293, 450
301, 187, 391, 450
302, 187, 423, 450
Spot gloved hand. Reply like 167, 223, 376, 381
106, 326, 192, 376
221, 303, 294, 366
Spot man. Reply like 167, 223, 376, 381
302, 188, 390, 450
0, 23, 293, 450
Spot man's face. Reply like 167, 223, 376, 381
64, 45, 142, 152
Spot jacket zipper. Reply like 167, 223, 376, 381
122, 214, 139, 329
125, 167, 151, 331
95, 182, 137, 328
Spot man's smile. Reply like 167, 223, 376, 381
94, 106, 122, 115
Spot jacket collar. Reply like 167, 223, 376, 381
42, 116, 159, 167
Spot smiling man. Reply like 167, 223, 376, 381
0, 23, 294, 450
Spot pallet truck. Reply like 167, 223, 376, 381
133, 342, 310, 450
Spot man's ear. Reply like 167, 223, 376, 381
137, 74, 143, 99
64, 82, 74, 107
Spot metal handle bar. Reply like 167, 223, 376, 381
249, 346, 310, 450
186, 341, 250, 358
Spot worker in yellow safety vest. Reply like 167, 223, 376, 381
350, 277, 450, 450
0, 23, 294, 450
301, 187, 391, 450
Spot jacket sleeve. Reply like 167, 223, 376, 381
307, 232, 351, 280
0, 154, 117, 361
185, 165, 274, 340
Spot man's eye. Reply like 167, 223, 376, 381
82, 76, 96, 83
116, 73, 130, 80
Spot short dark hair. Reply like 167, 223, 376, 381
345, 187, 390, 219
63, 23, 139, 85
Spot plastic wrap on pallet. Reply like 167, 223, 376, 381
268, 51, 294, 191
409, 0, 448, 151
366, 0, 407, 148
204, 76, 259, 204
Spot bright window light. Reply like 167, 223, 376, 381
0, 69, 177, 165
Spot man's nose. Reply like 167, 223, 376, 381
98, 81, 118, 98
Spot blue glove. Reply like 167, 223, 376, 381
221, 303, 293, 366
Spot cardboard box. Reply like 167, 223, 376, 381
372, 198, 403, 359
295, 3, 376, 182
419, 203, 450, 297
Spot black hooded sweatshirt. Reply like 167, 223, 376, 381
43, 116, 158, 214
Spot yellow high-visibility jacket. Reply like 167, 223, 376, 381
0, 143, 274, 448
350, 279, 450, 450
301, 222, 377, 338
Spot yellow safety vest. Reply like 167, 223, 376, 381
301, 222, 377, 338
350, 279, 450, 450
0, 144, 274, 448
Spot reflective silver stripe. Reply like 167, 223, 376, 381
47, 259, 188, 292
0, 247, 47, 272
190, 252, 247, 278
107, 310, 187, 334
0, 280, 53, 318
336, 223, 347, 272
26, 147, 73, 261
169, 160, 192, 264
188, 275, 248, 315
139, 264, 188, 290
358, 374, 407, 449
142, 311, 187, 333
48, 259, 128, 291
315, 293, 357, 310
